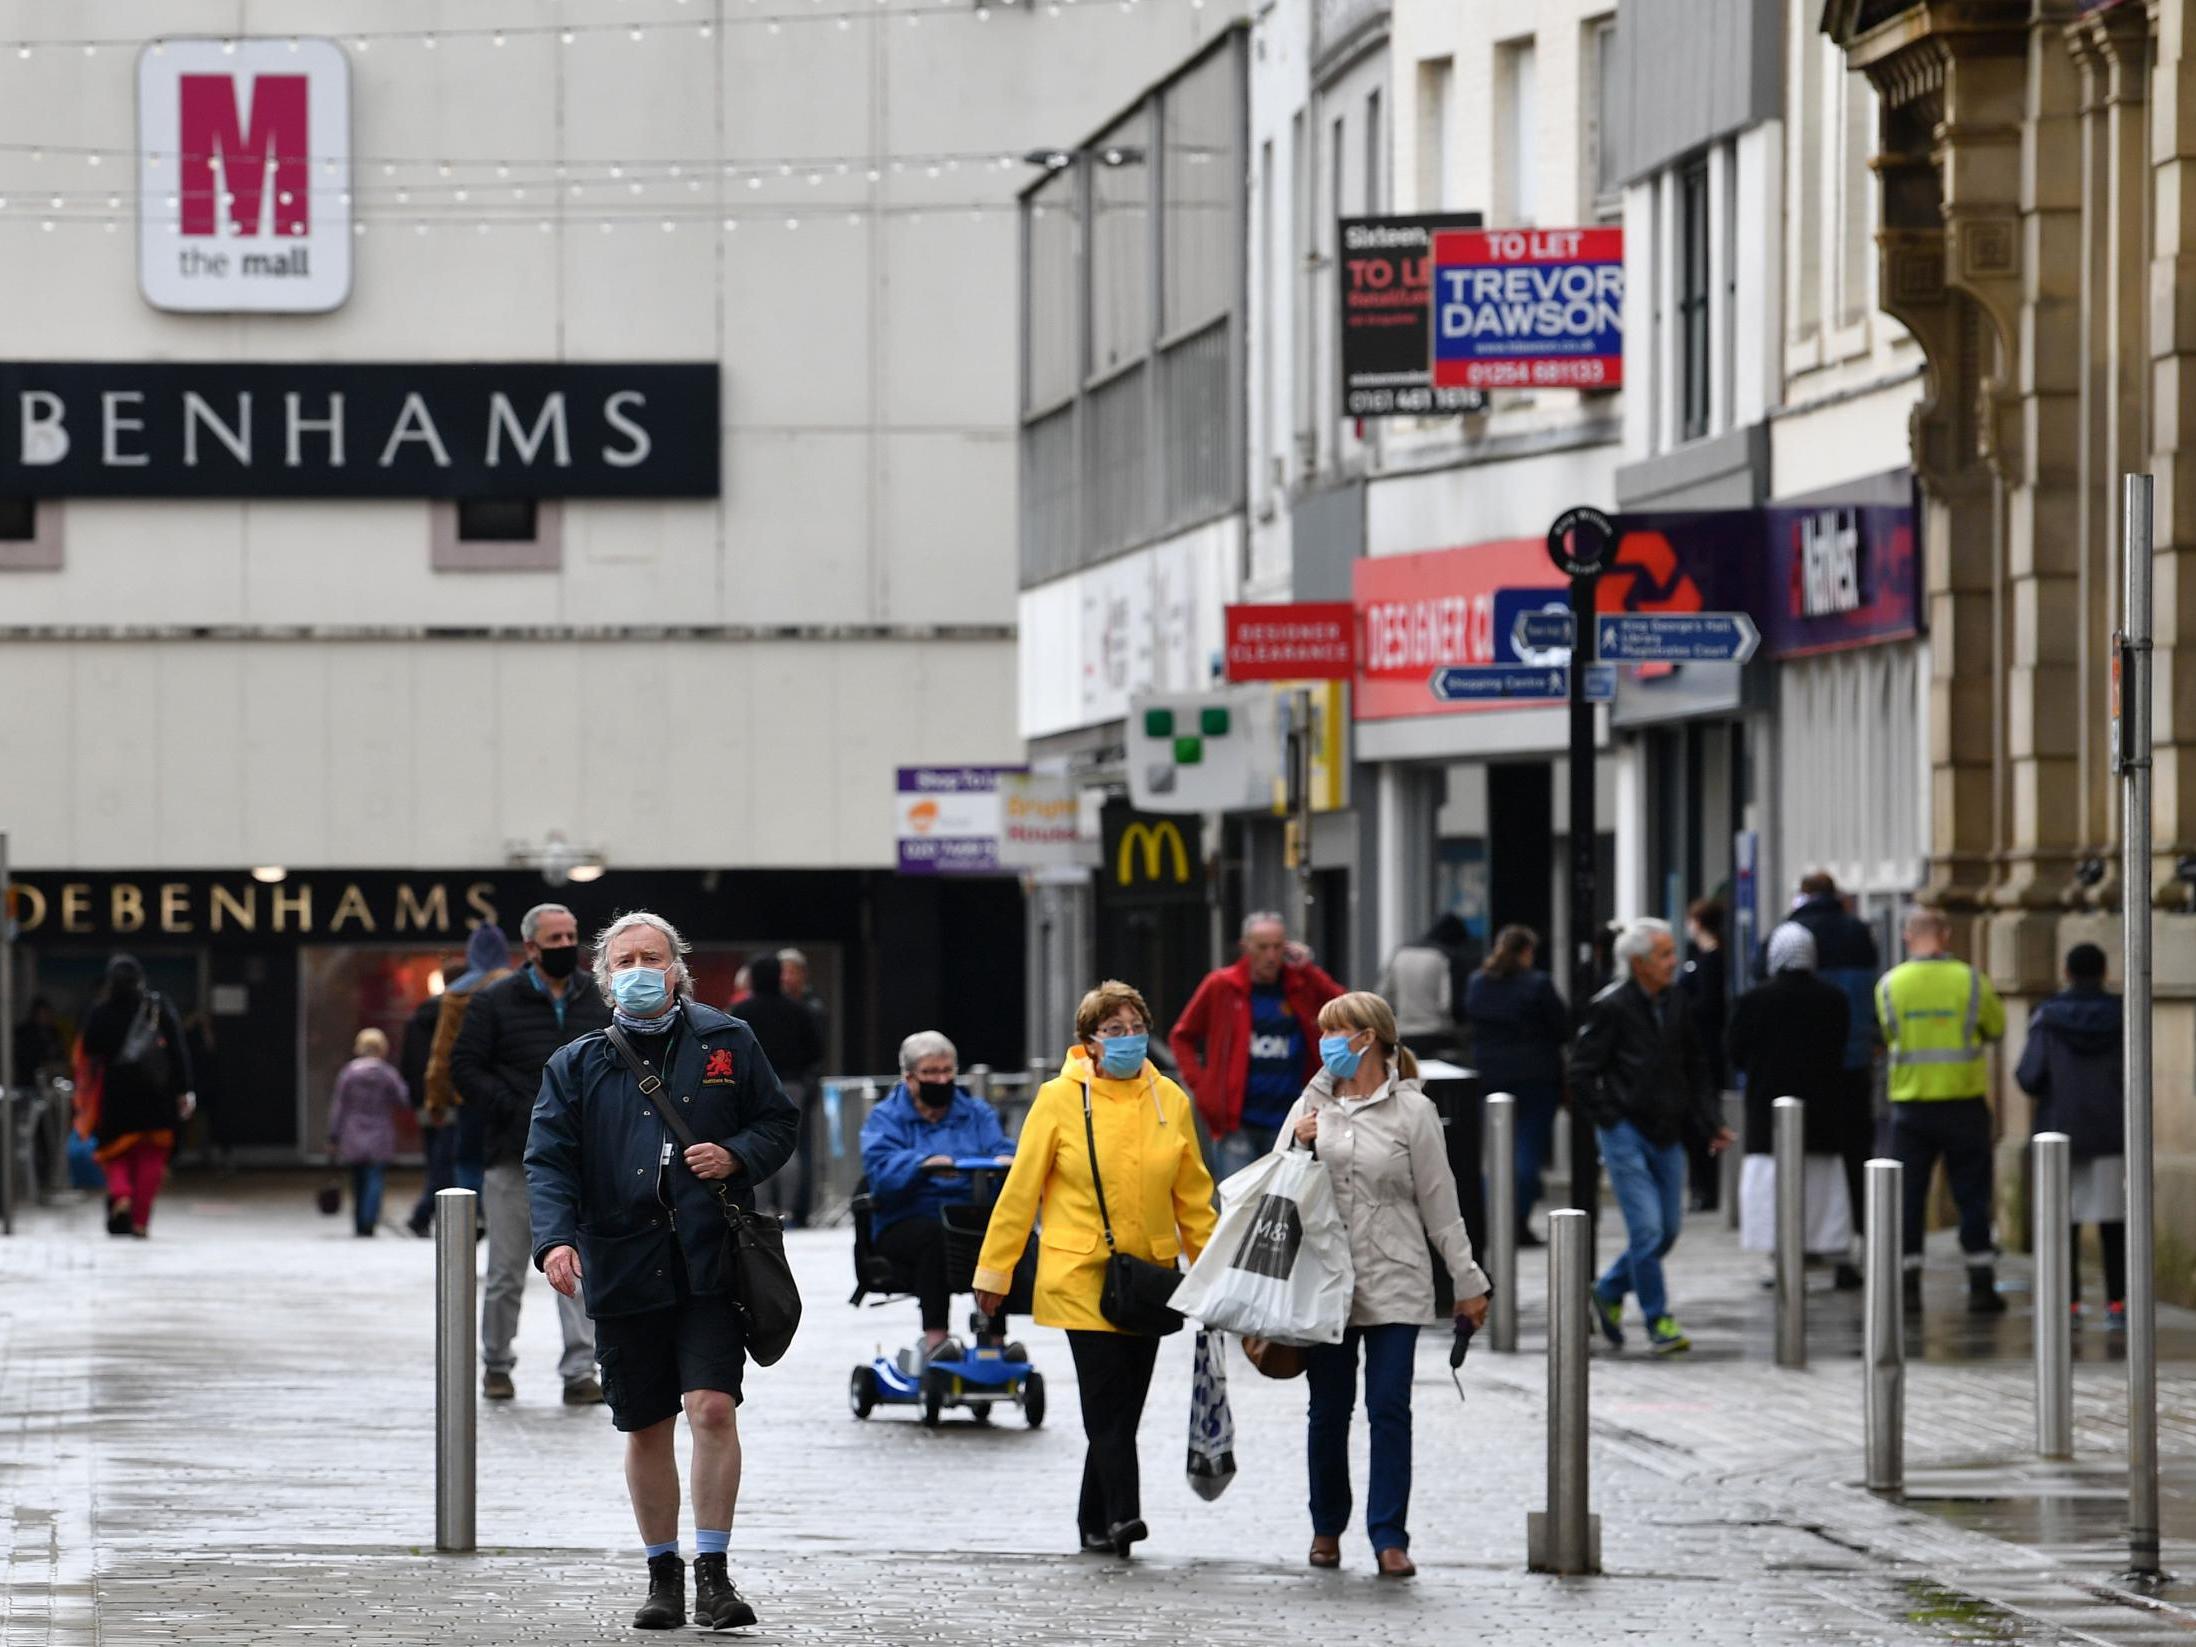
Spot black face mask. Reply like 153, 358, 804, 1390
915, 1080, 956, 1110
536, 944, 581, 981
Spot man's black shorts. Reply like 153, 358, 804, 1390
594, 1291, 746, 1432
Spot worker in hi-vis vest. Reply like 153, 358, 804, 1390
1876, 906, 2007, 1316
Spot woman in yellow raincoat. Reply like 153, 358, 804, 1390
974, 979, 1216, 1558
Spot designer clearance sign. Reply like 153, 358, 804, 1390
1431, 228, 1623, 390
138, 39, 353, 313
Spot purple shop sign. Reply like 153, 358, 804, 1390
894, 766, 1023, 876
1754, 504, 1918, 659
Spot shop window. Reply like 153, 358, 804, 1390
430, 499, 562, 572
0, 498, 32, 540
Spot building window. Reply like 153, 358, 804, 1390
1791, 16, 1824, 339
1089, 109, 1152, 378
1837, 68, 1874, 327
1365, 88, 1383, 215
456, 499, 538, 542
1581, 16, 1619, 221
0, 498, 31, 541
0, 497, 62, 570
1495, 38, 1537, 226
1679, 157, 1711, 441
431, 500, 562, 571
1416, 57, 1452, 211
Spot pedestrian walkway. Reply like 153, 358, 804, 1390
3, 1176, 2195, 1643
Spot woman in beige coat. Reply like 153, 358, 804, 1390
1272, 991, 1489, 1577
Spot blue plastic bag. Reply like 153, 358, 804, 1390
67, 1132, 105, 1191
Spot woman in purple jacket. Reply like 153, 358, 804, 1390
328, 1028, 411, 1236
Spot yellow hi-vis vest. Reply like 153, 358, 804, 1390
1875, 955, 2006, 1102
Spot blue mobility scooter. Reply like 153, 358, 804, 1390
847, 1159, 1045, 1428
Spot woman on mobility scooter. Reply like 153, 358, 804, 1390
973, 981, 1217, 1559
857, 1031, 1017, 1367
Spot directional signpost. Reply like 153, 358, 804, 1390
1594, 611, 1759, 665
1582, 663, 1616, 703
1513, 608, 1577, 654
1430, 665, 1569, 702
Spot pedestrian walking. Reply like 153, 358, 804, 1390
1271, 991, 1490, 1578
1877, 907, 2008, 1314
1463, 925, 1569, 1247
2015, 942, 2127, 1326
777, 948, 829, 1226
974, 980, 1217, 1559
326, 1029, 410, 1237
528, 910, 801, 1632
1680, 898, 1729, 1212
402, 952, 466, 1238
1572, 918, 1735, 1354
1377, 912, 1477, 1061
858, 1031, 1014, 1364
1727, 924, 1854, 1276
15, 995, 66, 1076
1169, 912, 1345, 1175
450, 902, 612, 1406
72, 955, 195, 1239
1784, 872, 1884, 1263
732, 955, 824, 1229
430, 924, 515, 1194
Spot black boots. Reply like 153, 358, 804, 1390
1967, 1266, 2008, 1315
633, 1554, 685, 1630
692, 1554, 757, 1630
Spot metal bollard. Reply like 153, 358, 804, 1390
967, 1063, 991, 1100
1863, 1158, 1904, 1493
1528, 1208, 1601, 1574
1485, 1093, 1518, 1353
1774, 1097, 1806, 1369
2033, 1131, 2073, 1460
435, 1187, 478, 1553
1721, 1091, 1744, 1230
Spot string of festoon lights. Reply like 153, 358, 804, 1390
0, 0, 1216, 56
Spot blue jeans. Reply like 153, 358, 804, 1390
350, 1163, 386, 1235
1510, 1082, 1562, 1221
1215, 1120, 1280, 1180
1306, 1324, 1420, 1552
1593, 1121, 1688, 1323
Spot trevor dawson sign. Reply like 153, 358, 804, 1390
1431, 228, 1624, 390
138, 39, 353, 313
0, 362, 721, 499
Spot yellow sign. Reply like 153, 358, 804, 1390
1116, 820, 1192, 887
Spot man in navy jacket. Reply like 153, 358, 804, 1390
528, 911, 800, 1633
859, 1030, 1014, 1360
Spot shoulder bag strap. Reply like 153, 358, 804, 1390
1080, 1080, 1119, 1255
604, 1018, 744, 1222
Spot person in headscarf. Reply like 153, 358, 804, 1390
73, 955, 195, 1238
1727, 922, 1855, 1274
426, 923, 515, 1194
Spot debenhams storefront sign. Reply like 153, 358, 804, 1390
5, 872, 503, 943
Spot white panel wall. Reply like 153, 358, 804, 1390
0, 0, 1227, 868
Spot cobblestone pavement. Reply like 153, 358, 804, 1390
8, 1177, 2196, 1643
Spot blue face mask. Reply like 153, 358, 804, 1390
1319, 1033, 1365, 1080
1098, 1033, 1147, 1078
611, 965, 670, 1014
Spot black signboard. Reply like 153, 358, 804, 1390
0, 361, 719, 499
1547, 505, 1617, 577
1101, 807, 1203, 906
1338, 213, 1487, 418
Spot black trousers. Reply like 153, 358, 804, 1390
874, 1215, 954, 1332
2073, 1221, 2129, 1306
1836, 1067, 1877, 1239
1067, 1329, 1161, 1536
1891, 1098, 1996, 1264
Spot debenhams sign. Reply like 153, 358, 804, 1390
0, 362, 719, 499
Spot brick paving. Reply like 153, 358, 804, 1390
6, 1176, 2196, 1642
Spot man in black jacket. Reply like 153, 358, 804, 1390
451, 904, 612, 1404
733, 954, 824, 1227
1572, 918, 1734, 1355
402, 952, 466, 1238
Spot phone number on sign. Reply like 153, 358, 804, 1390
1453, 358, 1617, 389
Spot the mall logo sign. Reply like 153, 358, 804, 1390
137, 39, 352, 313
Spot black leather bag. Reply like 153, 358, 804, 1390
605, 1023, 803, 1366
1081, 1082, 1184, 1337
112, 993, 172, 1090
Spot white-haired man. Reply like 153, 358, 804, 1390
1571, 917, 1734, 1355
528, 911, 801, 1631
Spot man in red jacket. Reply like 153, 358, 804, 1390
1170, 912, 1346, 1175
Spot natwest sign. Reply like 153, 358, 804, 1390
138, 39, 353, 313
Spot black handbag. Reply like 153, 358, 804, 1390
112, 993, 172, 1090
1081, 1081, 1185, 1337
605, 1023, 804, 1366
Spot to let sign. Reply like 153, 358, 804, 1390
138, 39, 354, 313
1337, 215, 1487, 417
1224, 602, 1355, 681
1431, 228, 1624, 391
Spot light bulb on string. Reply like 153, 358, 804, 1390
599, 221, 613, 234
747, 177, 761, 190
661, 220, 675, 233
494, 32, 506, 46
422, 34, 436, 48
87, 154, 100, 168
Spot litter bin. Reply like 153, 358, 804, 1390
1417, 1059, 1484, 1315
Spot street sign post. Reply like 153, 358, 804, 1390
1593, 611, 1760, 664
1514, 609, 1577, 654
1582, 663, 1616, 703
1429, 665, 1569, 702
